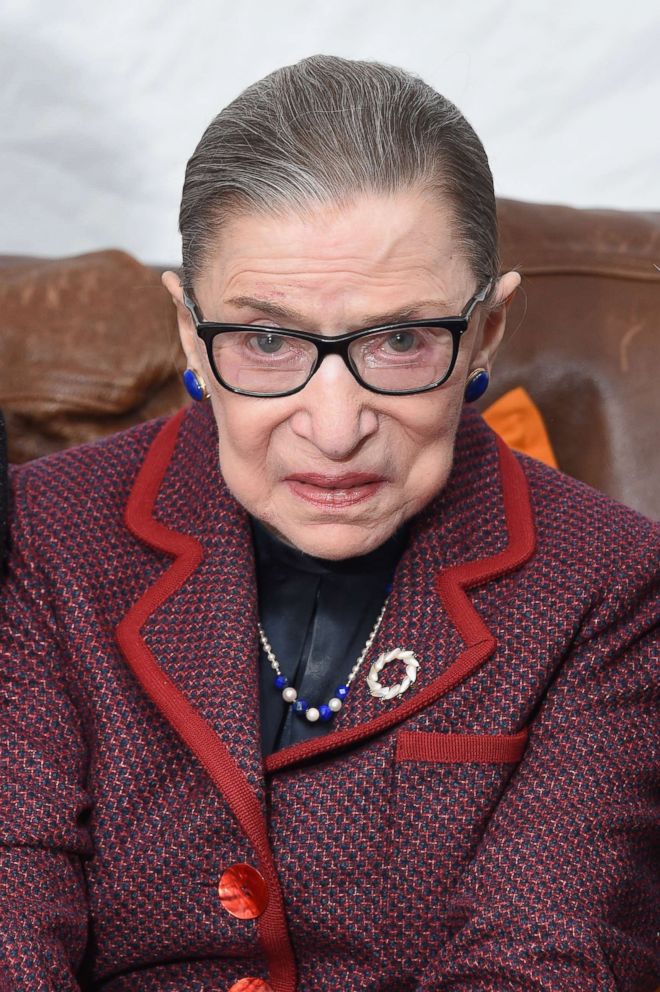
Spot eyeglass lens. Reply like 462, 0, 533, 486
211, 325, 455, 394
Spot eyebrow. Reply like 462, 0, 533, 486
223, 295, 457, 328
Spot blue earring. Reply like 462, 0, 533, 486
464, 368, 489, 403
182, 368, 209, 402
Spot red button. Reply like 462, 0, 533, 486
218, 863, 269, 919
227, 979, 273, 992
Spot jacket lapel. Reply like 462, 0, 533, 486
118, 405, 266, 793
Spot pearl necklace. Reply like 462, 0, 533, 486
258, 597, 390, 724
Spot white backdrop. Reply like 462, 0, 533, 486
1, 0, 658, 263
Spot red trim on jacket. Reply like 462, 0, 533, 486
435, 434, 538, 644
395, 727, 529, 764
115, 410, 297, 992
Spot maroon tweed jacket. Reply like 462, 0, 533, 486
0, 402, 657, 992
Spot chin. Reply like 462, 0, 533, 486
277, 520, 399, 560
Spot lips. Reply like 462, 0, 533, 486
287, 472, 384, 488
285, 472, 386, 509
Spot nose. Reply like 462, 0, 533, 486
288, 354, 379, 460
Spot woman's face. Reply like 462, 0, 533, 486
166, 190, 519, 559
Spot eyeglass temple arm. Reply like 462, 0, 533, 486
182, 289, 204, 323
461, 279, 494, 320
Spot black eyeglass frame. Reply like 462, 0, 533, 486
182, 281, 492, 398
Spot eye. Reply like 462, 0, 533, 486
385, 330, 417, 353
250, 333, 285, 355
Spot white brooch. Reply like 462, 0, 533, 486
366, 648, 420, 701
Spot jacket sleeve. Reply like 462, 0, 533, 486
0, 473, 92, 991
419, 537, 659, 992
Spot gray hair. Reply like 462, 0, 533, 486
179, 55, 499, 294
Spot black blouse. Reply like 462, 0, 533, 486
251, 518, 409, 756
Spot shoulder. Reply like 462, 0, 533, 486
0, 413, 7, 577
10, 418, 166, 516
459, 408, 658, 569
518, 450, 658, 553
9, 414, 176, 548
514, 450, 658, 632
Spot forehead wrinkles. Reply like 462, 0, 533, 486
221, 258, 450, 293
221, 268, 461, 324
219, 242, 450, 279
215, 212, 455, 281
199, 191, 470, 308
217, 238, 465, 296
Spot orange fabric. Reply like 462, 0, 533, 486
483, 387, 558, 469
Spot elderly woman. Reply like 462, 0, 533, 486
0, 56, 657, 992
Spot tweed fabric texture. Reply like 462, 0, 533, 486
0, 402, 658, 991
0, 412, 6, 578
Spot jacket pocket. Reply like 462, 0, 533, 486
383, 726, 530, 956
395, 727, 529, 764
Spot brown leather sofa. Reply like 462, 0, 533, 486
1, 197, 658, 519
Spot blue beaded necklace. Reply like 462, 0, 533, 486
258, 595, 390, 724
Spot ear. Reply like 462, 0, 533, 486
162, 270, 201, 370
469, 270, 521, 372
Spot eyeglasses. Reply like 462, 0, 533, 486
182, 282, 492, 398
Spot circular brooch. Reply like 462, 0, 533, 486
366, 648, 420, 701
